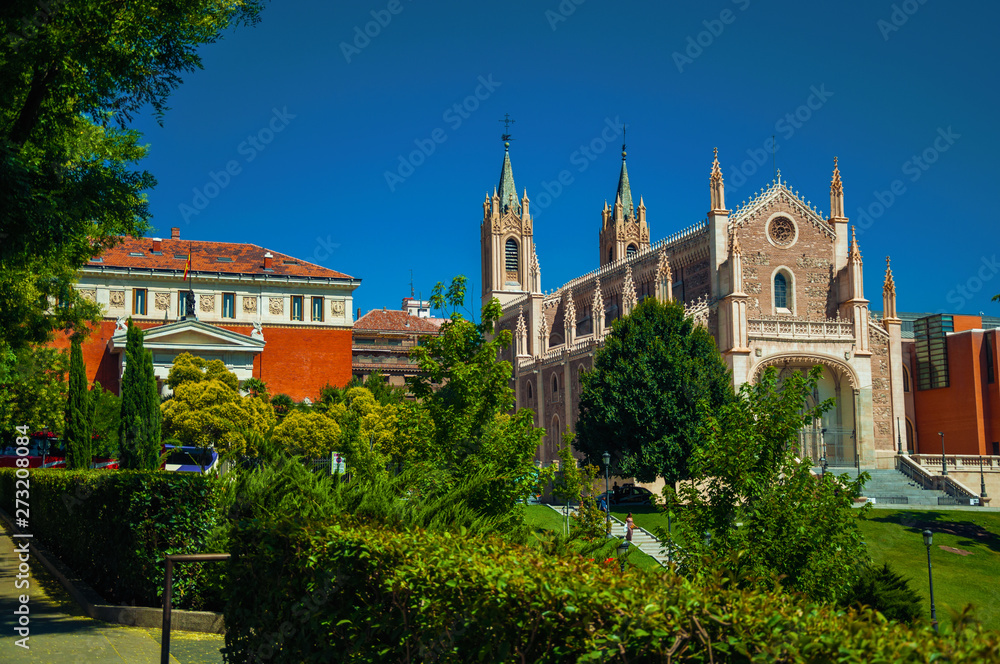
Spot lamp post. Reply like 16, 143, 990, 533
923, 529, 938, 632
939, 432, 948, 475
897, 417, 904, 455
980, 452, 989, 500
820, 427, 828, 477
602, 451, 611, 535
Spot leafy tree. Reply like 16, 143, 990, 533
575, 297, 735, 484
363, 370, 406, 405
270, 394, 294, 420
408, 277, 518, 470
117, 321, 159, 469
0, 0, 267, 353
272, 410, 341, 459
551, 436, 602, 537
65, 338, 92, 469
89, 380, 121, 458
673, 366, 870, 604
160, 353, 275, 455
0, 344, 67, 436
329, 387, 399, 478
167, 352, 239, 392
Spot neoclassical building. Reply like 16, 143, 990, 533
481, 142, 905, 471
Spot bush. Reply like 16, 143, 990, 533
841, 562, 923, 623
0, 469, 222, 610
223, 517, 1000, 663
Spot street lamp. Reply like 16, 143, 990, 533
602, 451, 611, 535
938, 432, 948, 475
980, 452, 989, 500
820, 427, 828, 477
897, 417, 904, 455
923, 529, 938, 632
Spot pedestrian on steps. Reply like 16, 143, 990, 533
625, 512, 634, 542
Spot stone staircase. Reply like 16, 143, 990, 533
546, 504, 672, 566
819, 466, 951, 505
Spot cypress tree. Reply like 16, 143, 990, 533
65, 338, 92, 469
118, 321, 145, 469
143, 348, 162, 469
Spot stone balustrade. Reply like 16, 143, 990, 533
747, 317, 855, 341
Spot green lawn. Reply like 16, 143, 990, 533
524, 505, 664, 572
859, 509, 1000, 630
610, 505, 674, 536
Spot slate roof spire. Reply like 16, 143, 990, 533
497, 114, 521, 216
616, 137, 634, 221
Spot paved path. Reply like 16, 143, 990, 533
546, 504, 673, 566
0, 526, 224, 663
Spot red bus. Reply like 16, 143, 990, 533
0, 432, 118, 470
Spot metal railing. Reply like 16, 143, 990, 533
161, 553, 231, 664
897, 455, 980, 501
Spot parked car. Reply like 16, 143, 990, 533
161, 444, 219, 474
599, 484, 654, 506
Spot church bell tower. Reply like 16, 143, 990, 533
599, 138, 649, 266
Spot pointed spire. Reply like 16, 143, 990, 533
883, 256, 898, 322
564, 289, 576, 346
497, 146, 520, 216
538, 311, 549, 350
710, 147, 725, 211
515, 306, 528, 355
830, 156, 845, 220
730, 224, 743, 256
592, 278, 605, 337
730, 226, 744, 295
623, 265, 637, 315
616, 142, 635, 221
656, 250, 673, 302
849, 225, 862, 264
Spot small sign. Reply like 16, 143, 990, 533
331, 452, 346, 474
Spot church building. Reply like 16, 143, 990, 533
481, 140, 906, 471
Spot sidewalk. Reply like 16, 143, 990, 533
0, 526, 224, 663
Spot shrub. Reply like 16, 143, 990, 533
0, 469, 222, 609
841, 562, 923, 623
223, 517, 1000, 663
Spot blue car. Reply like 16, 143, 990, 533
162, 445, 219, 474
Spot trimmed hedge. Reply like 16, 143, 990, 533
0, 469, 222, 610
224, 516, 1000, 663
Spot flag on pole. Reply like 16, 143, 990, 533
182, 248, 192, 280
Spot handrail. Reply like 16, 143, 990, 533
162, 553, 231, 664
897, 455, 980, 500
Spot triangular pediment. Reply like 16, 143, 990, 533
730, 181, 835, 240
111, 318, 265, 353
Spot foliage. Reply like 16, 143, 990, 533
674, 365, 871, 604
0, 469, 222, 610
841, 562, 923, 623
271, 410, 340, 459
89, 380, 120, 458
223, 515, 1000, 664
65, 338, 92, 469
161, 377, 275, 456
240, 377, 269, 401
0, 0, 266, 353
118, 322, 159, 469
270, 393, 294, 420
551, 435, 604, 538
575, 297, 735, 484
166, 352, 239, 392
0, 343, 66, 436
362, 370, 406, 405
329, 387, 399, 478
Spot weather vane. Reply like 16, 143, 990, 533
622, 123, 628, 156
499, 113, 515, 145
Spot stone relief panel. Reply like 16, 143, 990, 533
243, 296, 257, 313
109, 290, 125, 309
154, 292, 170, 311
269, 297, 283, 315
331, 300, 345, 315
79, 289, 96, 303
868, 327, 893, 450
200, 294, 215, 313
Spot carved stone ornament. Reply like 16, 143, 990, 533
331, 300, 345, 315
109, 290, 125, 308
768, 216, 796, 247
78, 289, 96, 303
243, 296, 257, 313
200, 294, 215, 313
154, 292, 170, 311
269, 297, 283, 315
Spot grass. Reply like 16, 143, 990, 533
859, 509, 1000, 630
523, 504, 664, 572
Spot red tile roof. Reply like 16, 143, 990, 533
354, 308, 443, 334
86, 235, 354, 280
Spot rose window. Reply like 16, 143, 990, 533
768, 217, 795, 246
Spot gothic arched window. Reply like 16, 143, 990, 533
505, 238, 519, 272
526, 381, 533, 403
774, 272, 788, 310
552, 374, 559, 398
626, 244, 638, 259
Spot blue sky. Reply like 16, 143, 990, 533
131, 0, 1000, 318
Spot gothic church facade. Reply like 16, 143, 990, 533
480, 142, 905, 471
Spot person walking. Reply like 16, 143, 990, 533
625, 512, 634, 542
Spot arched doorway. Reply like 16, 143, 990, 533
756, 358, 858, 468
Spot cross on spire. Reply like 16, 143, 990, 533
621, 123, 627, 158
499, 113, 515, 147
